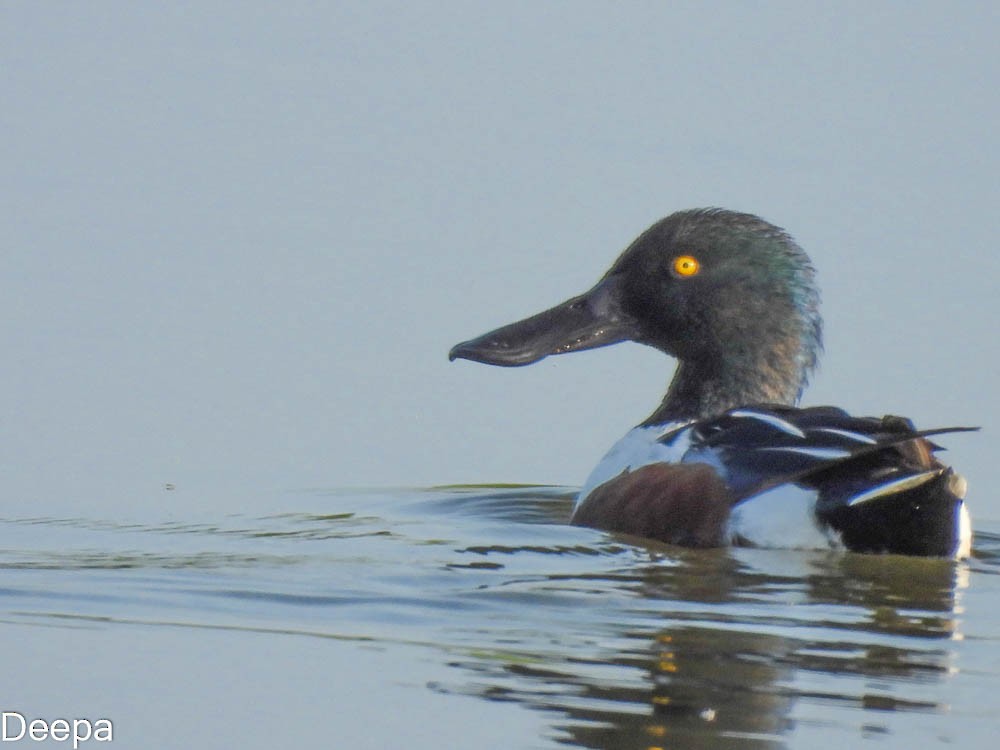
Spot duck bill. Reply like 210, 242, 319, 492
449, 276, 638, 367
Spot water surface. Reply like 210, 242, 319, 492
2, 485, 999, 749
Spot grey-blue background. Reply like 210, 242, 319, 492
3, 1, 996, 518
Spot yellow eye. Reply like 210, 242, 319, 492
672, 255, 700, 277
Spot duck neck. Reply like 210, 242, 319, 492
642, 341, 814, 425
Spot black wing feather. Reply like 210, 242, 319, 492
676, 404, 977, 501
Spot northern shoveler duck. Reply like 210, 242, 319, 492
449, 209, 975, 558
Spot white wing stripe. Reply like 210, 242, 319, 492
810, 427, 879, 445
729, 409, 807, 438
846, 469, 942, 507
755, 446, 853, 460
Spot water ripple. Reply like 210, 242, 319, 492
1, 485, 997, 748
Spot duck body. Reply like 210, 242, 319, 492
574, 406, 972, 556
449, 209, 975, 558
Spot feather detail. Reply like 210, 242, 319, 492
846, 469, 944, 507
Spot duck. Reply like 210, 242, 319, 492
449, 208, 975, 558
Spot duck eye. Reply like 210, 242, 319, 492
671, 255, 700, 278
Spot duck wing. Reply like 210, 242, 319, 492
678, 405, 977, 555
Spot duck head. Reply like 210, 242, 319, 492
450, 209, 823, 422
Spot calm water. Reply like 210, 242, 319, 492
2, 485, 999, 749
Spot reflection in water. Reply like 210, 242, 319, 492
1, 486, 994, 749
439, 499, 968, 749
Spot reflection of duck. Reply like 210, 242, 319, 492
438, 543, 965, 749
451, 209, 975, 557
608, 553, 963, 747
